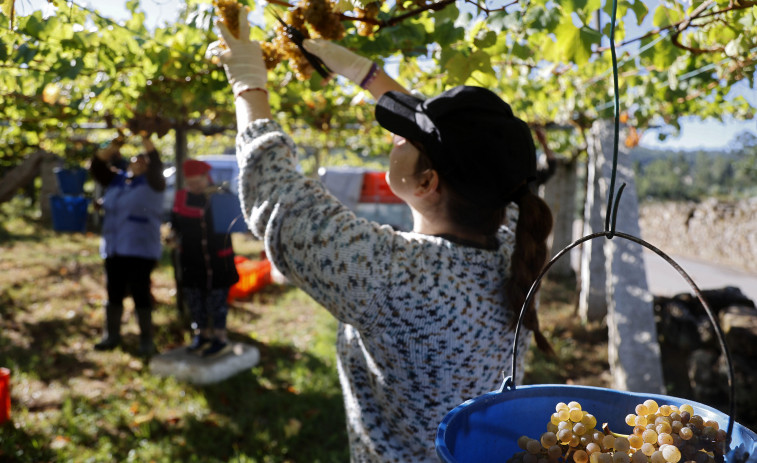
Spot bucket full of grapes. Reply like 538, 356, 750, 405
436, 232, 757, 463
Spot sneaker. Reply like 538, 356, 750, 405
201, 339, 231, 358
186, 335, 211, 354
139, 341, 157, 358
94, 336, 120, 351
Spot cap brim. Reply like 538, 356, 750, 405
375, 91, 426, 142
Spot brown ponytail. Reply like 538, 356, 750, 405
506, 190, 555, 355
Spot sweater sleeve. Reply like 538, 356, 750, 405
236, 119, 398, 330
89, 155, 117, 187
144, 149, 166, 192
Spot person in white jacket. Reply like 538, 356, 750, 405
208, 9, 553, 462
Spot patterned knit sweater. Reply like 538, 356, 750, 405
237, 119, 530, 462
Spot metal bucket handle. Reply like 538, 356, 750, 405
506, 230, 737, 441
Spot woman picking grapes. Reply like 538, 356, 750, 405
208, 8, 553, 462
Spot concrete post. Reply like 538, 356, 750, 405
593, 120, 665, 393
40, 152, 60, 224
543, 159, 578, 281
578, 126, 608, 322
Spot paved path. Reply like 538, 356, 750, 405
642, 250, 757, 304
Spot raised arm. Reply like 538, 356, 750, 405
207, 7, 410, 132
301, 39, 408, 100
206, 7, 271, 131
89, 137, 124, 186
141, 134, 166, 192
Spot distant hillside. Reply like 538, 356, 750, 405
631, 145, 739, 167
631, 132, 757, 202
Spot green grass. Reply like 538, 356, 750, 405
0, 198, 604, 462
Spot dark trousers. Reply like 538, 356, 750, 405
105, 256, 157, 309
183, 287, 230, 331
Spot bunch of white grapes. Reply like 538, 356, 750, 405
508, 400, 727, 463
622, 400, 727, 463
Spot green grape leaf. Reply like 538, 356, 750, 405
544, 16, 601, 65
14, 43, 38, 64
737, 10, 755, 29
510, 41, 532, 60
54, 58, 85, 79
641, 36, 679, 70
473, 30, 497, 49
19, 12, 45, 38
523, 6, 561, 33
724, 36, 748, 57
652, 4, 684, 28
431, 2, 459, 23
584, 0, 602, 14
445, 49, 492, 86
629, 0, 649, 26
561, 0, 588, 13
484, 10, 513, 34
432, 20, 465, 47
382, 22, 428, 55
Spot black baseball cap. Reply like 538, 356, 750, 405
375, 85, 536, 209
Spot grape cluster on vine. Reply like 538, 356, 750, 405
213, 0, 242, 38
508, 400, 729, 463
354, 2, 380, 37
213, 0, 383, 81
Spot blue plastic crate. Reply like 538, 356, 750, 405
54, 167, 87, 196
50, 195, 90, 232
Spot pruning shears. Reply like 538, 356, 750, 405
269, 9, 332, 79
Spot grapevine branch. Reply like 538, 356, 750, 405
669, 0, 725, 55
382, 0, 455, 28
670, 31, 724, 54
268, 0, 458, 27
676, 81, 718, 104
597, 0, 755, 54
463, 0, 520, 15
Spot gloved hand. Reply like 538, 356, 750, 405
302, 39, 376, 87
205, 7, 267, 98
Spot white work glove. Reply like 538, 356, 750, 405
302, 39, 376, 87
205, 7, 267, 98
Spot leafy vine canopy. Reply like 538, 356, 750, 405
0, 0, 754, 164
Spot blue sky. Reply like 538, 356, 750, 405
18, 0, 756, 151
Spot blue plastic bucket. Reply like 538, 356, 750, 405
50, 195, 90, 232
54, 167, 87, 196
436, 231, 757, 463
436, 382, 757, 463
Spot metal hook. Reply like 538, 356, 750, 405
606, 182, 626, 239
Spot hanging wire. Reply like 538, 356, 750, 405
603, 0, 624, 238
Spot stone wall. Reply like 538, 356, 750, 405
640, 198, 757, 431
639, 198, 757, 273
653, 287, 757, 432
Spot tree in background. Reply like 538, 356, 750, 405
634, 130, 757, 202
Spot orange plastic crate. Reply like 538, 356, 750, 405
228, 256, 272, 302
359, 172, 403, 204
